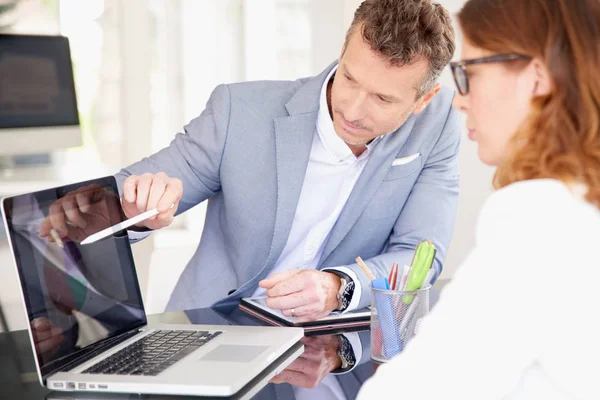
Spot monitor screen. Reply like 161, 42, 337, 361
0, 34, 79, 129
2, 176, 146, 379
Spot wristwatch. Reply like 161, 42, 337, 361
335, 334, 356, 372
331, 271, 355, 311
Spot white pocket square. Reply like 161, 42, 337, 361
392, 153, 420, 166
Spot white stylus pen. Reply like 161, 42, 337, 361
81, 208, 161, 245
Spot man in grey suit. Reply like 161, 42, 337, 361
114, 0, 460, 320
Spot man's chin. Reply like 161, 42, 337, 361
333, 126, 366, 146
340, 132, 370, 147
344, 138, 368, 147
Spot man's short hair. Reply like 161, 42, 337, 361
345, 0, 455, 98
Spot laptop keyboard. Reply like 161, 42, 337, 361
82, 330, 222, 376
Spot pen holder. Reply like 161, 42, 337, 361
370, 285, 430, 363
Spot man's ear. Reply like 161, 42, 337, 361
413, 83, 441, 115
531, 58, 552, 96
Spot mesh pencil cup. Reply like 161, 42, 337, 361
370, 285, 430, 363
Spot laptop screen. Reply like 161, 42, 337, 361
2, 176, 146, 379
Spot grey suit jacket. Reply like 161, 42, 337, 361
115, 61, 461, 311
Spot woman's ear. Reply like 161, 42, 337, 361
531, 58, 552, 96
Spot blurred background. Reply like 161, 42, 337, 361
0, 0, 494, 331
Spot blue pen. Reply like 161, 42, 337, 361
373, 277, 390, 290
355, 257, 402, 358
372, 278, 402, 358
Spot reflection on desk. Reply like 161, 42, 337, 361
183, 306, 376, 400
0, 286, 442, 400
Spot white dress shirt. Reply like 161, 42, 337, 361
358, 179, 600, 399
252, 65, 378, 312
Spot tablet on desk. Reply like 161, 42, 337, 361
239, 297, 371, 333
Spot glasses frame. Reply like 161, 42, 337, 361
450, 54, 532, 95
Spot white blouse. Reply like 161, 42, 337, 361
358, 179, 600, 399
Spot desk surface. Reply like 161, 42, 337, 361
0, 306, 376, 400
0, 286, 443, 400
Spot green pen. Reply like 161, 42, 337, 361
403, 240, 436, 304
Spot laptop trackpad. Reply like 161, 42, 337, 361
198, 345, 269, 363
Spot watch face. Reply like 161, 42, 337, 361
337, 278, 348, 310
337, 334, 356, 371
338, 280, 354, 310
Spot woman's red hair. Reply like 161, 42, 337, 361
458, 0, 600, 208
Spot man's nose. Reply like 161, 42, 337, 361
344, 93, 368, 121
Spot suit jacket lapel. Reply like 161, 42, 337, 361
265, 113, 315, 267
319, 116, 417, 266
262, 62, 338, 269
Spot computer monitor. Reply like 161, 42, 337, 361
0, 34, 82, 157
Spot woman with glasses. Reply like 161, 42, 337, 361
358, 0, 600, 398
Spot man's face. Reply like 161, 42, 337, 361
331, 27, 437, 150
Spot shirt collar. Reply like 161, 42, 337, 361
316, 65, 379, 163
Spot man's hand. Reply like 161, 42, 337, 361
258, 270, 341, 322
270, 335, 342, 388
39, 184, 125, 243
121, 173, 182, 230
31, 317, 64, 358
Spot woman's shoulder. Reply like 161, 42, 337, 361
482, 178, 590, 214
476, 179, 598, 241
489, 178, 573, 202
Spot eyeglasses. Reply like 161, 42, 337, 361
450, 54, 532, 95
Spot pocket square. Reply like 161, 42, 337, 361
392, 153, 420, 166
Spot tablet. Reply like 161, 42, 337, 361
239, 297, 371, 333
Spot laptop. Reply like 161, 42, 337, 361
45, 341, 305, 400
1, 176, 303, 397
